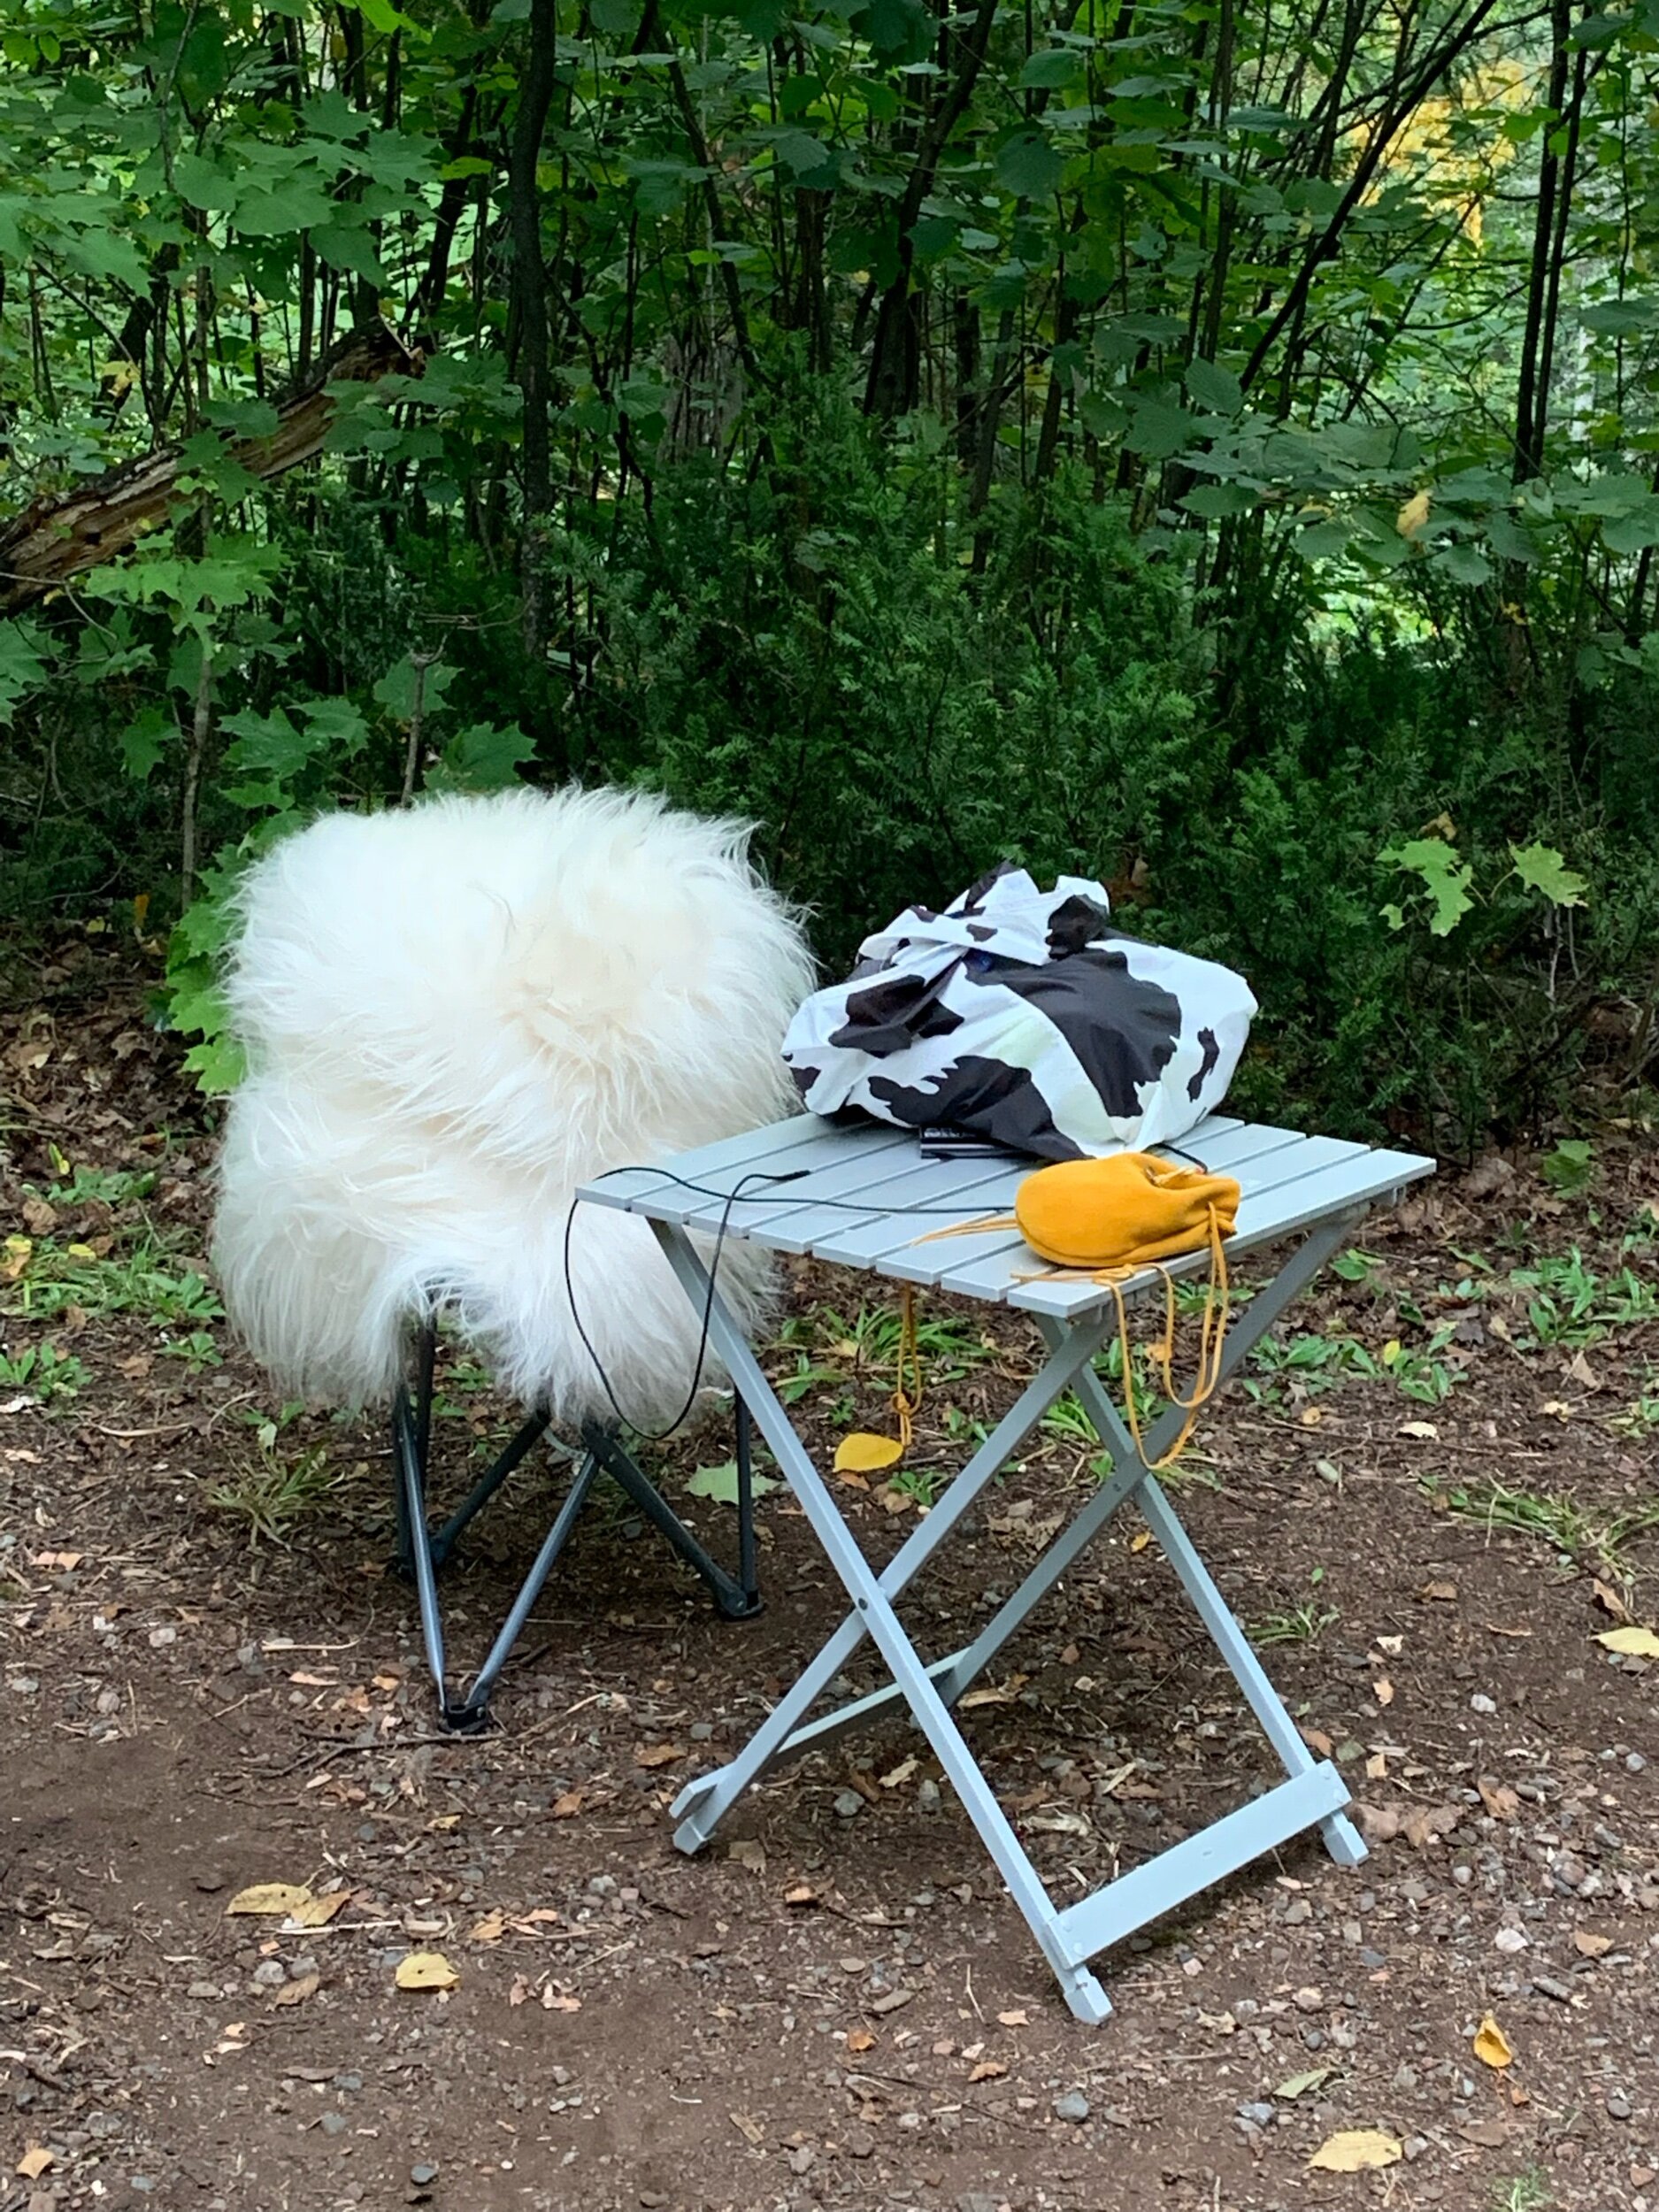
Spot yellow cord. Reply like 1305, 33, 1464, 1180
1103, 1204, 1230, 1471
893, 1282, 922, 1455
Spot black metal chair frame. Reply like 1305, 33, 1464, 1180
390, 1321, 762, 1731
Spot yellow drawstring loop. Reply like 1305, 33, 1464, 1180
893, 1282, 922, 1455
912, 1153, 1240, 1476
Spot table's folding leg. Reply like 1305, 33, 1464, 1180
1043, 1215, 1369, 1873
667, 1291, 1118, 1851
651, 1210, 1370, 2023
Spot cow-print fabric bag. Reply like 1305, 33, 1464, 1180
782, 864, 1256, 1162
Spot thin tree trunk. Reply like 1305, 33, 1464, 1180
180, 641, 211, 907
507, 0, 561, 663
1511, 0, 1573, 484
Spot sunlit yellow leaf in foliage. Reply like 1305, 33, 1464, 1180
1397, 490, 1432, 538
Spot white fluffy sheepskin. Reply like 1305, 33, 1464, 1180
211, 786, 814, 1430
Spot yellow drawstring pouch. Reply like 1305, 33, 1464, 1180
921, 1152, 1242, 1472
1010, 1154, 1240, 1270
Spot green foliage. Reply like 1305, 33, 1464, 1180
1, 0, 1656, 1150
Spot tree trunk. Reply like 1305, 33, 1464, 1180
0, 326, 419, 612
507, 0, 561, 664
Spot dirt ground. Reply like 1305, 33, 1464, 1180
3, 945, 1657, 2212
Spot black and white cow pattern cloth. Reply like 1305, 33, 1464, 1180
782, 864, 1257, 1161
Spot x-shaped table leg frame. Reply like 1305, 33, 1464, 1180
652, 1210, 1368, 2024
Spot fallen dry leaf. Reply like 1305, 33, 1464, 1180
15, 2148, 53, 2181
395, 1951, 459, 1993
1592, 1578, 1631, 1624
1595, 1625, 1659, 1659
227, 1882, 313, 1918
997, 2008, 1029, 2028
1129, 1528, 1151, 1554
1473, 2013, 1515, 2070
273, 1971, 319, 2007
879, 1755, 918, 1789
1365, 1752, 1388, 1782
1478, 1776, 1520, 1820
550, 1790, 583, 1818
729, 2111, 764, 2147
1566, 1348, 1602, 1391
1571, 1930, 1612, 1959
1419, 1578, 1458, 1601
833, 1432, 903, 1474
541, 1990, 580, 2012
1275, 2066, 1335, 2101
969, 2060, 1007, 2082
1374, 1676, 1394, 1708
845, 2027, 876, 2054
782, 1882, 818, 1908
1398, 1419, 1439, 1440
469, 1910, 507, 1944
1309, 2130, 1402, 2173
508, 1975, 531, 2007
1356, 1801, 1461, 1849
726, 1839, 765, 1875
289, 1889, 349, 1929
634, 1742, 685, 1768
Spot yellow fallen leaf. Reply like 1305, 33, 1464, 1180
969, 2059, 1007, 2082
395, 1951, 459, 1992
634, 1741, 685, 1768
834, 1432, 903, 1473
470, 1910, 507, 1943
289, 1889, 349, 1928
1473, 2012, 1514, 2070
227, 1882, 313, 1917
1381, 1338, 1402, 1365
273, 1971, 319, 2007
3, 1236, 33, 1281
1374, 1676, 1394, 1708
1309, 2129, 1403, 2172
1572, 1930, 1611, 1958
16, 2147, 53, 2180
1129, 1529, 1151, 1554
1594, 1625, 1659, 1658
1397, 489, 1432, 538
846, 2026, 876, 2054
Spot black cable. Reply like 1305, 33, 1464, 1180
562, 1166, 798, 1441
561, 1141, 1217, 1440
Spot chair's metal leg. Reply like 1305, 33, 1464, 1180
429, 1409, 551, 1570
442, 1451, 600, 1732
389, 1325, 767, 1731
583, 1424, 762, 1621
392, 1382, 449, 1707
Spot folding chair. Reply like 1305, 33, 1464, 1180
389, 1319, 763, 1731
578, 1111, 1434, 2021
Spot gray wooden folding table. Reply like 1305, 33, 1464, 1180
577, 1113, 1434, 2023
